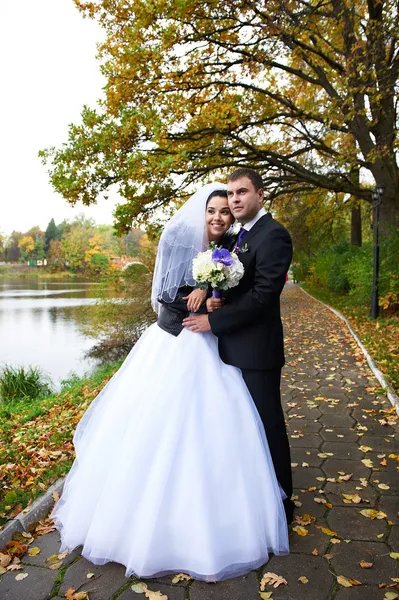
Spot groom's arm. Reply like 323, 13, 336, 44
209, 227, 292, 336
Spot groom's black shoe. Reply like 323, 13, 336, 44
284, 499, 295, 525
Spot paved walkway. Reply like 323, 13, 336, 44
1, 284, 398, 600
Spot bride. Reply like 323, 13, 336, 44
51, 182, 289, 582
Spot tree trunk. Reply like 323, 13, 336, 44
351, 203, 362, 246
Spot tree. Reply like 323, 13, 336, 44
60, 215, 95, 271
47, 239, 65, 271
18, 236, 35, 261
40, 0, 399, 232
7, 231, 23, 262
45, 218, 58, 251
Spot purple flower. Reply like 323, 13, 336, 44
211, 248, 234, 266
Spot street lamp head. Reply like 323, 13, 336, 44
376, 183, 385, 197
372, 189, 379, 204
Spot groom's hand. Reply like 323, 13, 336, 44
183, 314, 211, 332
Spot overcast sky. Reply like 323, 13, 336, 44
0, 0, 120, 236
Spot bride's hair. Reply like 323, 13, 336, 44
206, 189, 228, 206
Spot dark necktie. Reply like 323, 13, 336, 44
236, 227, 247, 248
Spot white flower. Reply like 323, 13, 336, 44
229, 221, 241, 236
192, 246, 244, 291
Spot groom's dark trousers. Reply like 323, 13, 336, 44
209, 213, 294, 520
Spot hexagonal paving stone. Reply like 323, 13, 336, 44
387, 525, 399, 550
319, 428, 360, 443
293, 466, 325, 488
21, 530, 81, 568
329, 541, 396, 586
59, 557, 129, 599
371, 471, 399, 494
287, 406, 322, 419
322, 458, 371, 480
319, 414, 356, 428
357, 435, 398, 454
263, 554, 335, 599
327, 508, 387, 541
290, 447, 325, 468
292, 489, 327, 519
377, 496, 399, 524
333, 586, 386, 599
0, 563, 58, 600
287, 419, 322, 433
289, 521, 330, 556
190, 572, 260, 600
119, 581, 185, 599
289, 434, 322, 448
320, 441, 362, 460
322, 481, 377, 507
316, 402, 352, 414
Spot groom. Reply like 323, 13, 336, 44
183, 168, 294, 524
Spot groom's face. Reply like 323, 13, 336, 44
227, 177, 264, 224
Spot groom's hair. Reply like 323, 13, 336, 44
228, 168, 264, 191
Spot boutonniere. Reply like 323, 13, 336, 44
234, 243, 249, 254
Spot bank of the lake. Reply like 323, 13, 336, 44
0, 361, 121, 526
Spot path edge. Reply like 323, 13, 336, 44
0, 478, 65, 549
300, 286, 399, 413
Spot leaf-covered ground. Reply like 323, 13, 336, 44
304, 285, 399, 394
0, 363, 120, 526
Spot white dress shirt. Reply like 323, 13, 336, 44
243, 207, 266, 231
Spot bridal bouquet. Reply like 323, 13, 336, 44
192, 244, 244, 297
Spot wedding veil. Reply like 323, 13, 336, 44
151, 182, 227, 314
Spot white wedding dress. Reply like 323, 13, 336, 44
52, 323, 289, 581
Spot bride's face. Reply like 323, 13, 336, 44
206, 196, 234, 242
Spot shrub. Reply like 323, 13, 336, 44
0, 365, 53, 404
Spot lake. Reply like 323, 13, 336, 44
0, 278, 104, 389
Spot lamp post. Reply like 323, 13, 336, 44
371, 183, 385, 319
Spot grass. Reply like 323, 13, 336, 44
304, 285, 399, 394
0, 361, 122, 526
0, 365, 53, 404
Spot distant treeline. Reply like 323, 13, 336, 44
0, 215, 145, 274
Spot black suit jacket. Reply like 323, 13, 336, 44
208, 213, 292, 370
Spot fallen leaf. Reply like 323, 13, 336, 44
0, 553, 11, 568
316, 526, 338, 536
171, 574, 192, 583
312, 549, 319, 556
292, 525, 308, 536
260, 572, 288, 589
337, 575, 362, 587
390, 553, 399, 560
359, 509, 387, 520
361, 459, 374, 468
298, 576, 309, 584
378, 483, 390, 490
259, 593, 273, 599
132, 583, 147, 594
86, 573, 95, 579
330, 538, 341, 544
359, 446, 373, 453
28, 547, 41, 557
384, 593, 399, 600
15, 572, 28, 581
360, 560, 373, 569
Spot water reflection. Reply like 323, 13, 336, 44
0, 278, 103, 389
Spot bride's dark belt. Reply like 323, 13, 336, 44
157, 289, 207, 337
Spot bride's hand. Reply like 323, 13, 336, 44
206, 297, 224, 312
184, 288, 208, 312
